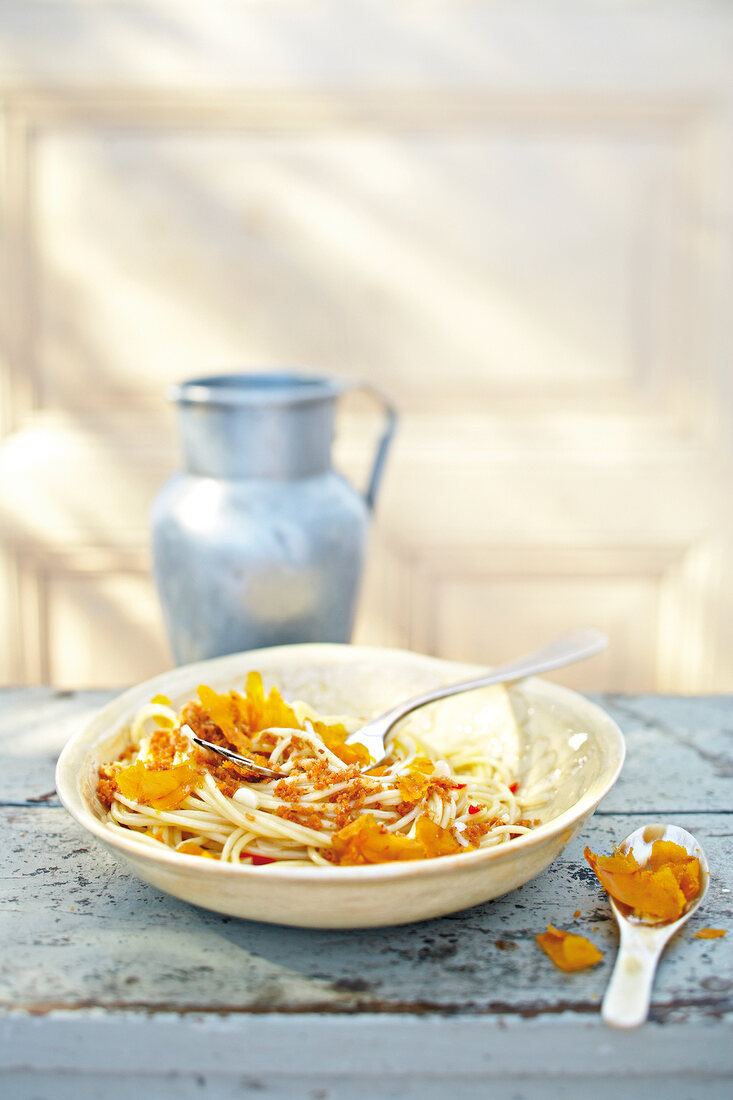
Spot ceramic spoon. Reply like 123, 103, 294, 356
601, 823, 710, 1029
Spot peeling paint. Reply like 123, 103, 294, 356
0, 688, 731, 1040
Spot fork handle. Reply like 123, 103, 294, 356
357, 628, 607, 749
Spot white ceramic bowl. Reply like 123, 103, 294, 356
56, 643, 625, 928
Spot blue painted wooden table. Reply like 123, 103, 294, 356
0, 689, 731, 1098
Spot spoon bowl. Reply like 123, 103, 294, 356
602, 823, 710, 1029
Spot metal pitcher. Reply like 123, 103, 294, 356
151, 371, 397, 664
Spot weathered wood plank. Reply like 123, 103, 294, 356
1, 1014, 732, 1100
1, 689, 732, 1095
596, 693, 733, 813
0, 688, 112, 803
1, 804, 730, 1018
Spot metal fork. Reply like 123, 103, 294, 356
183, 725, 287, 781
343, 627, 607, 765
184, 628, 606, 778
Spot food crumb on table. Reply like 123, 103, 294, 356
535, 925, 603, 971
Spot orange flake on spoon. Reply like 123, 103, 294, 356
584, 839, 701, 923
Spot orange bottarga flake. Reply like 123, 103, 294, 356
411, 757, 437, 775
414, 814, 463, 858
330, 812, 465, 865
330, 742, 371, 767
199, 673, 372, 765
197, 684, 249, 744
586, 848, 639, 876
649, 840, 689, 870
116, 759, 201, 811
674, 858, 701, 902
177, 841, 217, 858
584, 840, 702, 922
330, 813, 425, 865
649, 840, 701, 901
397, 772, 433, 803
694, 928, 726, 939
366, 762, 395, 776
198, 672, 301, 741
310, 717, 348, 742
241, 670, 300, 732
536, 925, 603, 972
311, 719, 372, 767
396, 766, 461, 807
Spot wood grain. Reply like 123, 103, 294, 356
0, 688, 730, 1099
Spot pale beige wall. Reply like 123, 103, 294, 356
1, 1, 732, 691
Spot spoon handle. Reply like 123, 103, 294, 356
602, 919, 667, 1029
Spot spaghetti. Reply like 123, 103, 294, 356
97, 672, 549, 867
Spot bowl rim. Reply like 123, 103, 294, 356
55, 642, 625, 886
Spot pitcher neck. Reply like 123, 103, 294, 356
171, 372, 342, 479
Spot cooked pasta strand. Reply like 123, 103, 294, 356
97, 674, 551, 867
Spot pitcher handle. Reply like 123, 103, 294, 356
343, 383, 398, 511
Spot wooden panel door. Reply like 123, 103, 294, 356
0, 2, 731, 690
